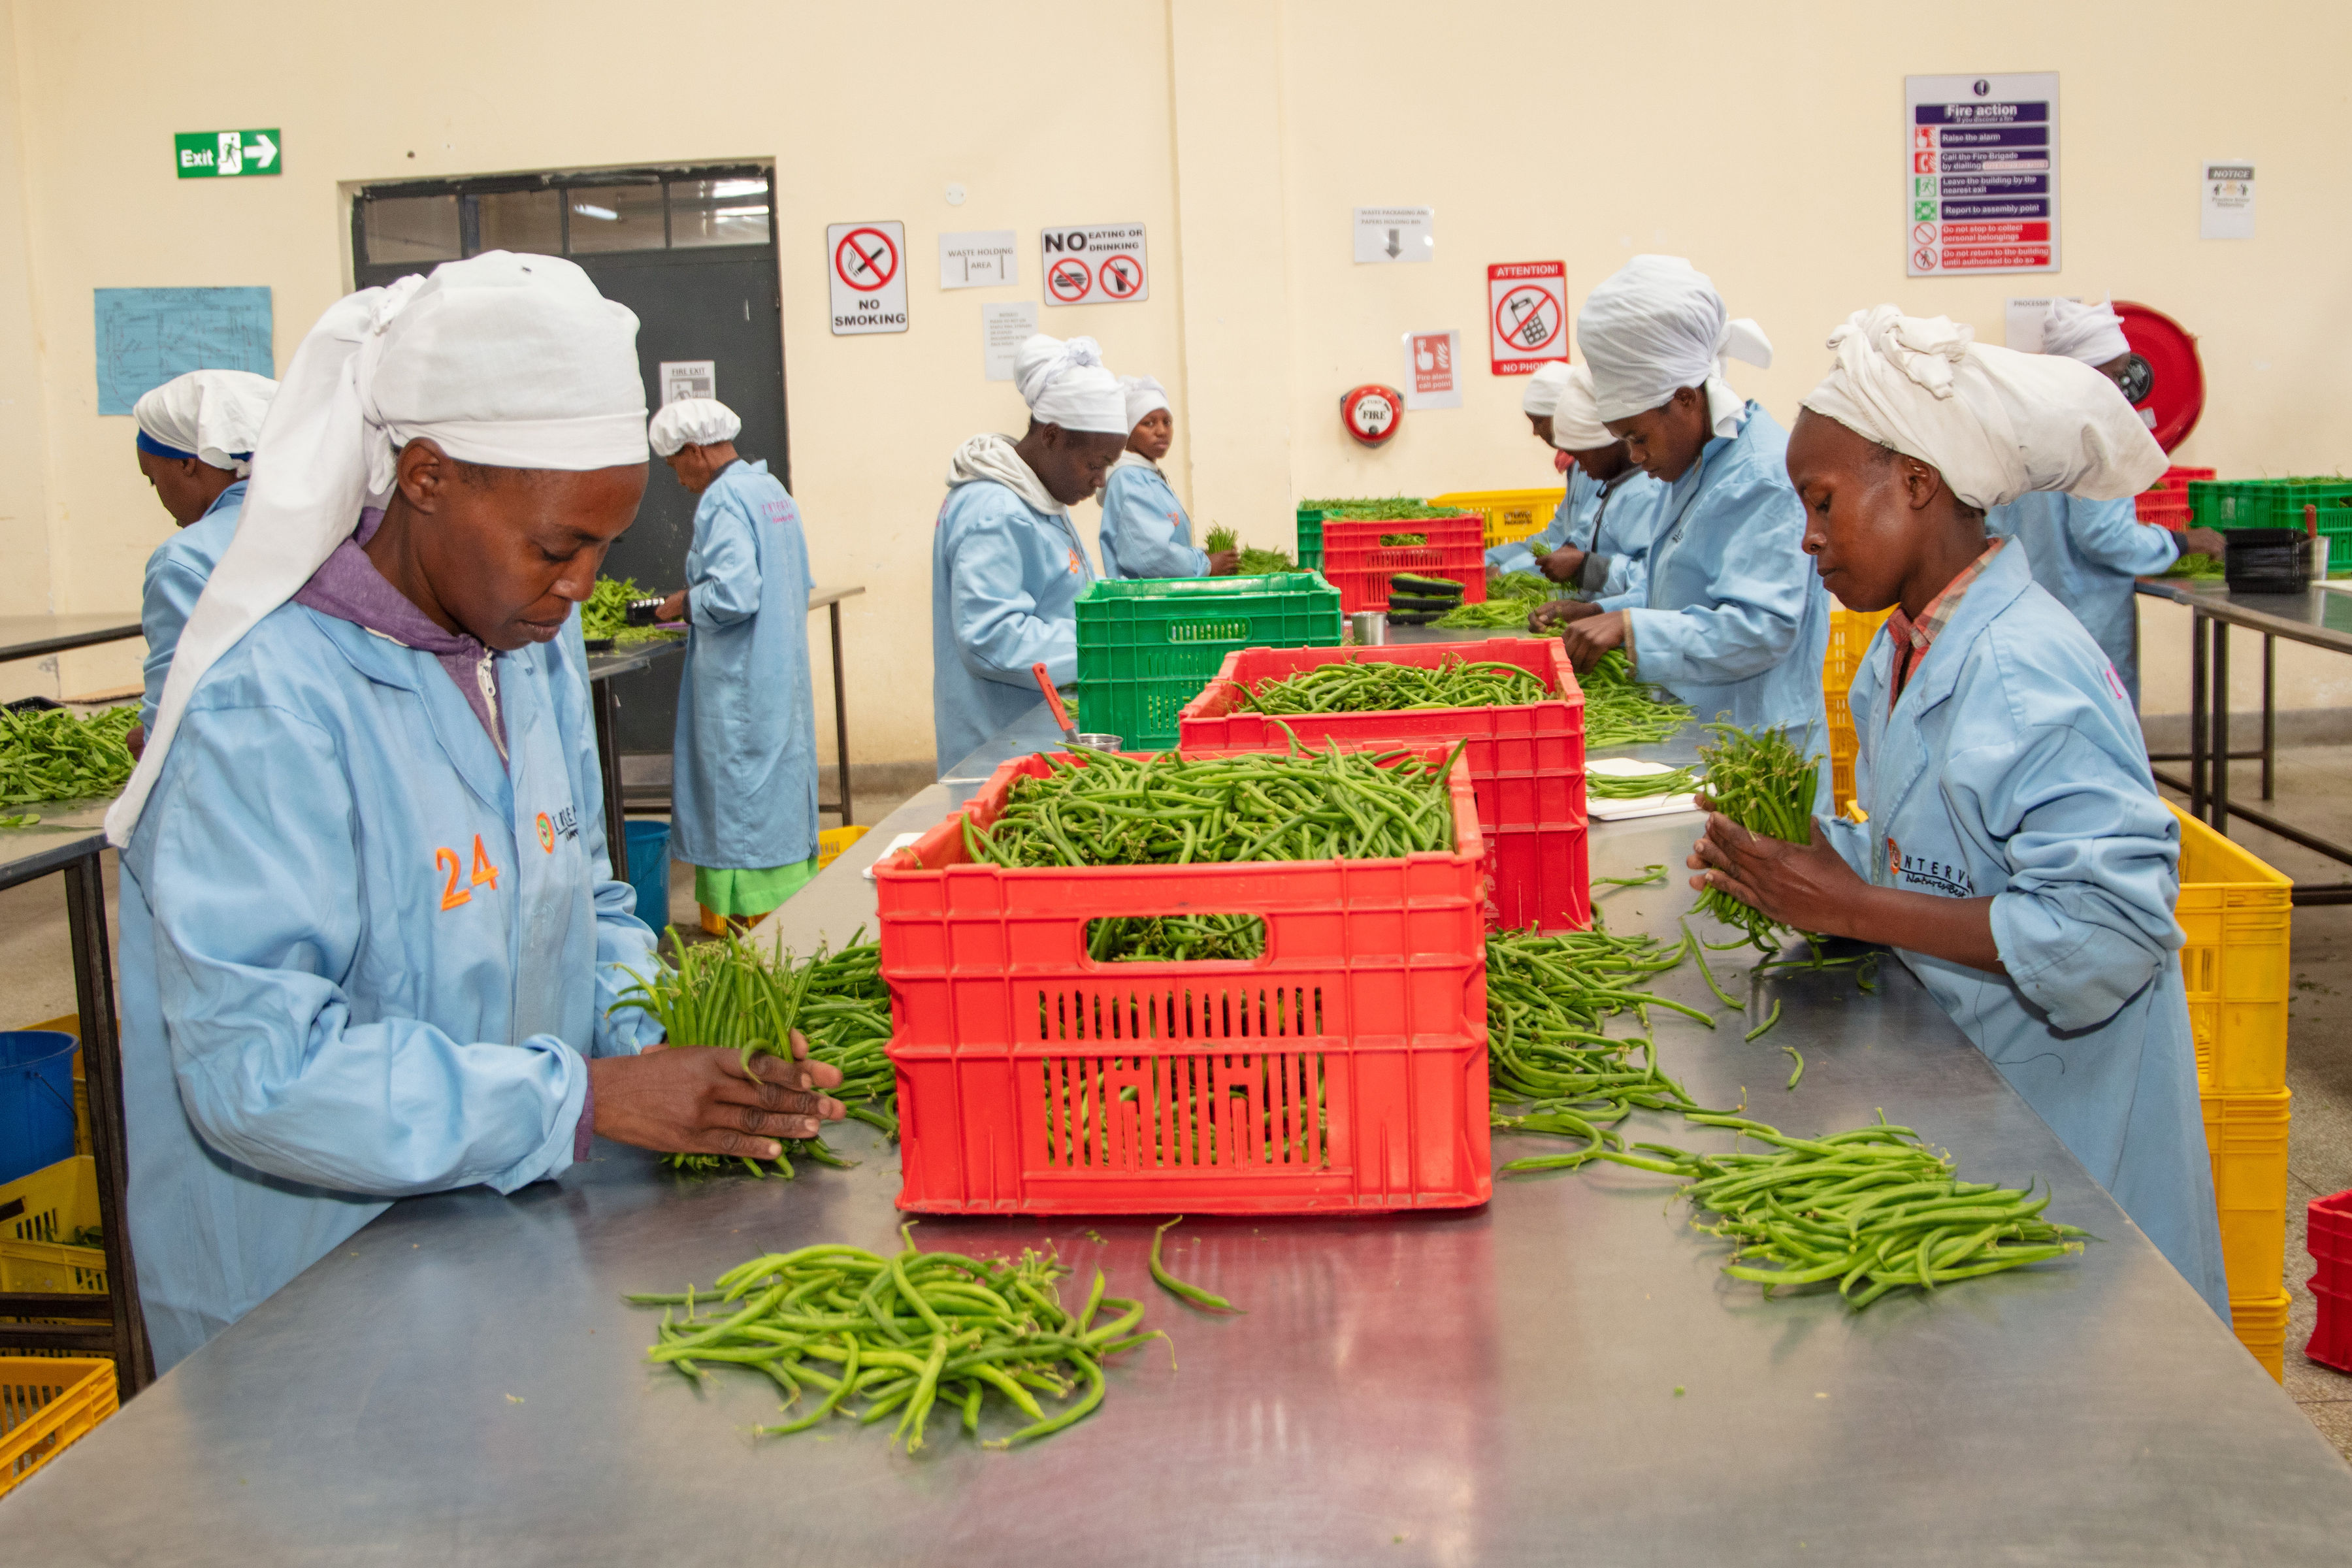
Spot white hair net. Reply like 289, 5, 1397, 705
648, 397, 742, 457
108, 251, 647, 846
2039, 297, 2132, 367
1119, 374, 1170, 432
1576, 255, 1771, 436
1014, 334, 1126, 434
1800, 305, 2165, 512
1547, 364, 1614, 452
1520, 361, 1573, 418
133, 369, 278, 476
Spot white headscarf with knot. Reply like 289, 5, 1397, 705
133, 369, 278, 476
1014, 334, 1126, 434
1546, 364, 1614, 453
647, 397, 742, 457
2039, 296, 2132, 367
1119, 374, 1170, 432
1520, 361, 1573, 418
1576, 255, 1772, 436
1799, 305, 2165, 512
107, 250, 648, 845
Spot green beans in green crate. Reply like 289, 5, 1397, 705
1235, 655, 1548, 715
0, 704, 138, 806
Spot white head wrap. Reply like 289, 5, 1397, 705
107, 251, 647, 845
1799, 305, 2165, 512
1519, 361, 1573, 418
1576, 255, 1772, 437
647, 397, 742, 457
132, 369, 278, 476
2039, 297, 2132, 367
1546, 364, 1614, 452
1119, 374, 1170, 432
1014, 335, 1126, 434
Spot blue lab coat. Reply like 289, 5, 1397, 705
668, 459, 819, 872
1985, 492, 2178, 708
1485, 471, 1663, 611
1098, 457, 1205, 579
1817, 540, 2230, 1322
1627, 402, 1831, 812
1484, 472, 1590, 578
931, 478, 1096, 773
138, 480, 246, 732
118, 600, 664, 1371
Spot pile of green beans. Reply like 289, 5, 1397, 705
1305, 497, 1452, 521
1586, 764, 1702, 800
1238, 547, 1303, 575
579, 576, 681, 645
1088, 913, 1267, 963
615, 934, 896, 1179
1237, 656, 1548, 714
958, 743, 1462, 869
1435, 575, 1565, 628
627, 1230, 1167, 1450
0, 705, 137, 806
1578, 651, 1695, 749
1691, 723, 1822, 953
1588, 1115, 2090, 1310
1376, 532, 1429, 547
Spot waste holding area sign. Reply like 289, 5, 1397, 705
1488, 261, 1566, 375
1904, 74, 2058, 276
175, 130, 280, 178
827, 221, 908, 336
1402, 330, 1462, 410
1039, 223, 1148, 306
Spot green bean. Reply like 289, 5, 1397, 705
1576, 651, 1695, 747
1237, 655, 1548, 715
1595, 864, 1668, 888
1691, 722, 1824, 954
1744, 998, 1782, 1042
1782, 1045, 1804, 1090
1587, 768, 1702, 801
1150, 1218, 1243, 1313
0, 706, 138, 806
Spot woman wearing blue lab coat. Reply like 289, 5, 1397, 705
1690, 305, 2229, 1320
1098, 374, 1237, 580
649, 398, 819, 930
109, 255, 843, 1371
128, 368, 277, 748
932, 334, 1129, 772
1501, 363, 1665, 613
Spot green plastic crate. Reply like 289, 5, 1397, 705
1076, 573, 1343, 751
2188, 478, 2352, 531
1295, 509, 1324, 571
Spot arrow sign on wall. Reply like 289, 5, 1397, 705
174, 129, 284, 180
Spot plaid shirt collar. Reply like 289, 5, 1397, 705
1886, 536, 2006, 702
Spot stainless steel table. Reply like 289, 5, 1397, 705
0, 612, 144, 664
11, 715, 2352, 1562
2136, 577, 2352, 902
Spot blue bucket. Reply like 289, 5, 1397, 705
0, 1030, 78, 1188
625, 819, 672, 936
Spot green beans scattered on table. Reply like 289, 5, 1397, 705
1578, 651, 1695, 748
1587, 765, 1702, 800
1691, 721, 1822, 953
0, 705, 137, 806
627, 1230, 1168, 1450
1150, 1218, 1243, 1313
1237, 655, 1548, 714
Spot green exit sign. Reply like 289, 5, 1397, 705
174, 129, 280, 179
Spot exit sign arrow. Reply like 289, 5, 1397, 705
174, 129, 284, 180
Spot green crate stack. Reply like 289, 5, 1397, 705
2189, 478, 2352, 576
1076, 573, 1343, 751
1295, 509, 1324, 570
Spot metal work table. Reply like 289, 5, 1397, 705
0, 612, 143, 664
0, 796, 150, 1395
2135, 577, 2352, 902
12, 701, 2351, 1561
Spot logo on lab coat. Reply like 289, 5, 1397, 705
1068, 548, 1083, 576
1887, 834, 1975, 898
537, 813, 555, 853
536, 806, 580, 853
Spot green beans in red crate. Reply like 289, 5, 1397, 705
1235, 654, 1546, 715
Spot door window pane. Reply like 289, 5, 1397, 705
361, 194, 460, 265
566, 184, 664, 253
669, 177, 771, 248
477, 189, 562, 256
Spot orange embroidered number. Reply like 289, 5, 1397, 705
436, 847, 470, 911
470, 834, 500, 891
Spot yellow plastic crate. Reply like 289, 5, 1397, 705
815, 824, 871, 872
2200, 1086, 2290, 1304
2230, 1289, 2291, 1383
0, 1156, 106, 1296
1821, 606, 1891, 818
2164, 804, 2292, 1092
1426, 488, 1567, 548
0, 1356, 116, 1497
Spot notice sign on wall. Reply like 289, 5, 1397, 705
939, 229, 1017, 289
826, 221, 908, 335
1904, 73, 2059, 276
981, 301, 1037, 382
2202, 161, 2255, 240
1488, 261, 1567, 375
659, 361, 714, 404
1039, 223, 1149, 306
1402, 330, 1462, 411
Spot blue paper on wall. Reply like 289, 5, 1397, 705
94, 287, 273, 416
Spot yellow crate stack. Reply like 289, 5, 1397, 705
1822, 606, 1891, 818
1, 1357, 116, 1497
2166, 803, 2295, 1380
1426, 488, 1566, 549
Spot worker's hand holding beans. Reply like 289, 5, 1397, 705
1526, 598, 1601, 635
589, 1031, 846, 1161
1555, 609, 1629, 672
1685, 798, 1861, 939
1205, 549, 1241, 576
1539, 546, 1586, 584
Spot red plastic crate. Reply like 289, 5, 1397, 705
2157, 465, 2216, 491
2309, 1188, 2352, 1373
874, 748, 1491, 1217
1175, 640, 1588, 933
2136, 488, 2192, 530
1320, 515, 1488, 613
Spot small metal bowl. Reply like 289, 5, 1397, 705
1066, 732, 1124, 751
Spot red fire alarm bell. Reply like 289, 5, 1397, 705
1341, 384, 1403, 448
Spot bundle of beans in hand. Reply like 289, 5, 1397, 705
627, 1230, 1169, 1450
958, 743, 1462, 869
1691, 723, 1821, 953
0, 705, 137, 806
1238, 654, 1544, 714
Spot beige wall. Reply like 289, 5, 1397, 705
2, 1, 2347, 747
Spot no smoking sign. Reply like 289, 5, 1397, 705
1487, 260, 1567, 375
826, 220, 908, 336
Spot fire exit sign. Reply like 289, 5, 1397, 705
174, 130, 281, 179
